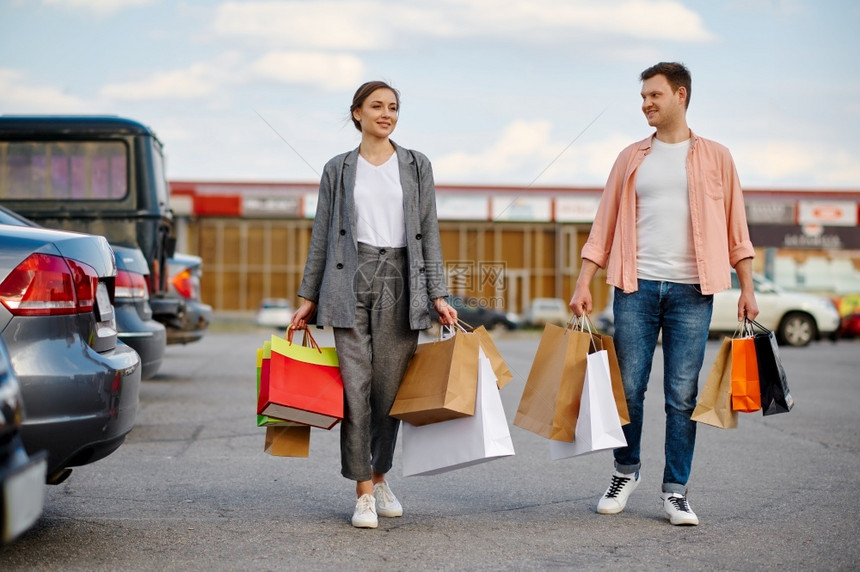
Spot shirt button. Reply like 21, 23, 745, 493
379, 249, 387, 255
415, 233, 422, 240
339, 229, 346, 236
336, 263, 344, 269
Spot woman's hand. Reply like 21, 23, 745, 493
433, 297, 458, 326
291, 299, 317, 330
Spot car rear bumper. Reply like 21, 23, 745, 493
12, 340, 141, 477
115, 301, 167, 379
162, 299, 212, 345
1, 447, 46, 544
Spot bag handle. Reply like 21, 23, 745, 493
287, 325, 323, 353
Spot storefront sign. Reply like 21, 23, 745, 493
435, 195, 489, 220
749, 224, 860, 249
242, 195, 300, 217
491, 196, 551, 222
745, 199, 795, 224
555, 196, 601, 222
798, 200, 857, 226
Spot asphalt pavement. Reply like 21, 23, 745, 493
1, 321, 858, 571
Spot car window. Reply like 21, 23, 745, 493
0, 140, 128, 200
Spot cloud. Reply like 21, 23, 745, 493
735, 140, 860, 188
42, 0, 157, 16
431, 120, 628, 185
99, 54, 242, 101
250, 52, 364, 91
0, 68, 87, 111
212, 0, 715, 50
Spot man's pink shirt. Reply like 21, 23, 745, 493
582, 131, 755, 295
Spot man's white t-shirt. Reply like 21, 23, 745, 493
635, 137, 699, 283
353, 153, 407, 248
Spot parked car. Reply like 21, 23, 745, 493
164, 253, 212, 344
0, 337, 46, 544
0, 205, 166, 379
428, 296, 519, 332
0, 223, 141, 484
0, 115, 206, 352
597, 272, 842, 347
523, 297, 571, 327
255, 297, 293, 329
710, 272, 841, 346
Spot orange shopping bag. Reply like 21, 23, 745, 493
730, 321, 761, 413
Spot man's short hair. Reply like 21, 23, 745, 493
641, 62, 692, 109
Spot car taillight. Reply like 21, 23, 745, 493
172, 268, 196, 299
0, 253, 98, 316
115, 270, 149, 299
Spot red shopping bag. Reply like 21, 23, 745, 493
257, 327, 343, 429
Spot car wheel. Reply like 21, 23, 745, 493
777, 312, 816, 347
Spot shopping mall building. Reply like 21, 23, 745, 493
169, 181, 859, 315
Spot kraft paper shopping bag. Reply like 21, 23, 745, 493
460, 321, 513, 389
263, 425, 310, 457
390, 326, 480, 426
401, 348, 514, 476
514, 322, 590, 442
692, 337, 738, 429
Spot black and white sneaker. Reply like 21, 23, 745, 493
661, 492, 699, 525
597, 470, 640, 514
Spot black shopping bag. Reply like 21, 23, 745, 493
751, 320, 794, 416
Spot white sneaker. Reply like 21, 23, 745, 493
351, 494, 378, 528
597, 470, 640, 514
661, 492, 699, 526
373, 481, 403, 518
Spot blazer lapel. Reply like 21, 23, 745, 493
394, 142, 418, 231
342, 147, 359, 249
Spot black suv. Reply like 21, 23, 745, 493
0, 116, 210, 375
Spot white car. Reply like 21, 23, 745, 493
524, 298, 572, 327
710, 272, 840, 347
596, 272, 841, 347
254, 298, 293, 329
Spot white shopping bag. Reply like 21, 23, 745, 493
550, 350, 627, 459
402, 348, 515, 476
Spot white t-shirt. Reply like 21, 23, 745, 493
353, 153, 407, 248
635, 137, 699, 283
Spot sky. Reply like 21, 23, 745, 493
1, 0, 859, 190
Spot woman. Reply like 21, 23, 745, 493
291, 80, 457, 529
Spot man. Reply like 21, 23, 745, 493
569, 62, 758, 526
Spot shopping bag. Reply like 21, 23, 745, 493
751, 320, 794, 416
389, 326, 480, 426
257, 327, 343, 429
588, 325, 630, 426
463, 322, 513, 389
256, 343, 303, 427
549, 350, 627, 459
263, 425, 310, 457
692, 337, 738, 428
731, 330, 762, 413
401, 348, 515, 476
514, 322, 590, 442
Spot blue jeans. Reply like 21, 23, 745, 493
612, 280, 713, 494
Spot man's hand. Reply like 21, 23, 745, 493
734, 258, 759, 322
569, 259, 600, 317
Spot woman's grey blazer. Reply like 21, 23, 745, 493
297, 141, 449, 330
